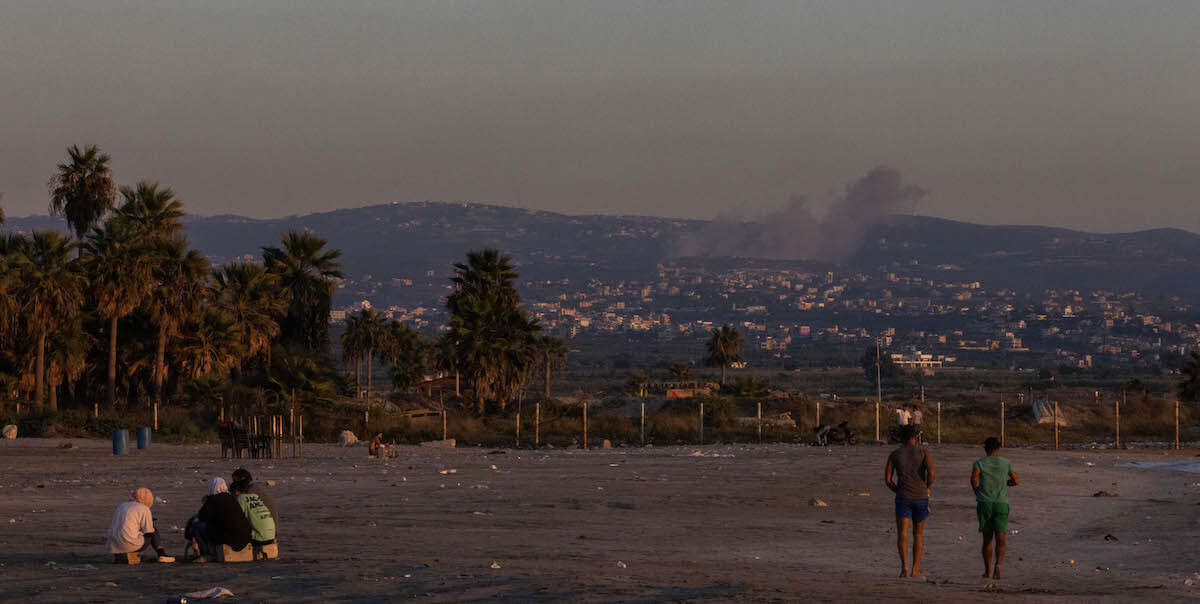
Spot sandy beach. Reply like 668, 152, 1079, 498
1, 438, 1199, 602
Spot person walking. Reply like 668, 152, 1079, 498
971, 437, 1019, 579
884, 424, 934, 578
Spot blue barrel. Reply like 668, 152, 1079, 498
112, 429, 129, 455
136, 427, 152, 450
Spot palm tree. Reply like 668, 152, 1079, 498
531, 336, 567, 399
705, 324, 743, 385
13, 232, 85, 407
115, 181, 185, 240
45, 317, 91, 411
382, 320, 427, 391
178, 309, 243, 380
262, 231, 343, 353
214, 262, 289, 375
83, 220, 152, 408
447, 249, 540, 414
340, 310, 367, 397
47, 144, 116, 242
669, 362, 693, 382
145, 236, 210, 406
342, 309, 386, 402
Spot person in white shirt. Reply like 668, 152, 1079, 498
106, 487, 175, 563
895, 407, 912, 426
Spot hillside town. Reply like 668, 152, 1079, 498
335, 259, 1196, 373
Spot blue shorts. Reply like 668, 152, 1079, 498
895, 497, 930, 523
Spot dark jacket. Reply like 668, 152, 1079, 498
197, 492, 252, 549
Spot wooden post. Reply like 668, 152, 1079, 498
220, 407, 225, 422
1000, 398, 1005, 447
515, 408, 521, 448
757, 401, 762, 443
1116, 392, 1121, 449
298, 415, 304, 458
1053, 401, 1059, 451
640, 402, 645, 446
535, 403, 541, 447
442, 408, 448, 441
875, 401, 880, 443
699, 402, 704, 444
153, 402, 158, 431
816, 400, 821, 426
583, 401, 588, 450
94, 403, 99, 419
364, 407, 369, 431
1175, 400, 1180, 450
936, 402, 941, 445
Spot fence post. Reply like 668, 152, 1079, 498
699, 402, 704, 444
875, 401, 880, 442
583, 401, 588, 450
442, 408, 448, 441
1053, 401, 1059, 451
1175, 400, 1180, 450
515, 408, 521, 448
816, 400, 821, 426
936, 402, 941, 445
298, 415, 303, 458
94, 403, 99, 419
757, 402, 762, 443
536, 403, 541, 447
153, 402, 158, 431
640, 402, 645, 446
1116, 392, 1122, 449
1000, 398, 1005, 447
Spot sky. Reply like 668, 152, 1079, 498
2, 0, 1200, 232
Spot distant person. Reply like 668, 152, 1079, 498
885, 425, 934, 578
895, 406, 912, 426
193, 477, 252, 561
971, 437, 1020, 579
369, 432, 384, 457
233, 479, 276, 550
231, 468, 277, 523
106, 488, 175, 563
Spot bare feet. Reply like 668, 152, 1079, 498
909, 568, 924, 578
899, 568, 908, 578
992, 566, 1001, 579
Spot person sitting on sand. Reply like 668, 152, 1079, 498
369, 432, 393, 457
233, 478, 276, 550
231, 468, 277, 523
193, 477, 252, 561
971, 436, 1020, 580
885, 424, 934, 578
184, 478, 229, 558
106, 488, 175, 563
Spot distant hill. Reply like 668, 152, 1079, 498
5, 202, 1199, 299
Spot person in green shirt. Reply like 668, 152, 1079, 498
232, 479, 276, 546
970, 436, 1020, 579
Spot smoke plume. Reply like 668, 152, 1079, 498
675, 166, 926, 262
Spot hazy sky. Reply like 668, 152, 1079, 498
3, 1, 1200, 232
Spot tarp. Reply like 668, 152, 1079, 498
1032, 400, 1069, 426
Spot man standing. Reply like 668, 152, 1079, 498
885, 424, 934, 578
971, 437, 1019, 579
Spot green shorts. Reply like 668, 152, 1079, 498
976, 501, 1009, 533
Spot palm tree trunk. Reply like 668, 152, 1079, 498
35, 327, 46, 408
49, 381, 57, 411
356, 356, 361, 398
366, 349, 373, 404
545, 357, 551, 399
154, 326, 167, 408
107, 316, 118, 408
721, 364, 726, 385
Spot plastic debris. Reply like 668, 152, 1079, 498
617, 561, 627, 568
184, 586, 235, 599
439, 469, 457, 475
1092, 491, 1118, 497
1104, 534, 1118, 542
490, 561, 502, 569
809, 498, 829, 507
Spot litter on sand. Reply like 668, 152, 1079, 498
183, 586, 235, 599
490, 561, 502, 569
809, 498, 829, 507
439, 469, 458, 475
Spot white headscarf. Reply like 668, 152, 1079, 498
209, 477, 229, 495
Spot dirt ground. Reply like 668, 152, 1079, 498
2, 438, 1199, 602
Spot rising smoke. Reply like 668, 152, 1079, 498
674, 166, 926, 262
